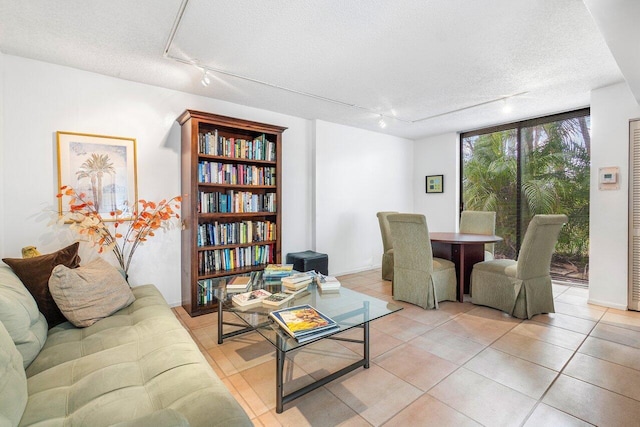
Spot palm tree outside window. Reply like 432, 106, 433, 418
461, 108, 590, 285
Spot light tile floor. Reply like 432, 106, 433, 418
173, 269, 640, 426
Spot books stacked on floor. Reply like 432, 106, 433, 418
263, 263, 294, 279
231, 288, 272, 308
262, 292, 295, 307
317, 274, 341, 293
281, 272, 314, 292
269, 304, 339, 343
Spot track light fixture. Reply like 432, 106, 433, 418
201, 71, 210, 87
502, 98, 512, 113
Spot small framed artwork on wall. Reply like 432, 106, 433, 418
426, 175, 444, 193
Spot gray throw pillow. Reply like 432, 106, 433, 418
48, 258, 135, 327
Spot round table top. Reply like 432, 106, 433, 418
430, 232, 503, 244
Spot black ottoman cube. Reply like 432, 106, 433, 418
286, 250, 329, 275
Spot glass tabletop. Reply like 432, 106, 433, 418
213, 272, 402, 352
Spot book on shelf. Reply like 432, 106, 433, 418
226, 275, 252, 292
232, 289, 272, 308
262, 292, 295, 307
269, 304, 339, 343
317, 275, 341, 292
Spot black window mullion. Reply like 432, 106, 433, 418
516, 125, 522, 257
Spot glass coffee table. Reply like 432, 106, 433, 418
212, 273, 402, 413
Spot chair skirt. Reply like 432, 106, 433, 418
471, 261, 555, 319
393, 257, 456, 309
382, 250, 394, 281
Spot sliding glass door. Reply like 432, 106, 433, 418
461, 109, 590, 284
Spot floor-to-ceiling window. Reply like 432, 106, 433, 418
461, 108, 590, 284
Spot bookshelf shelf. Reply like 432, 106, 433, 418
178, 110, 286, 316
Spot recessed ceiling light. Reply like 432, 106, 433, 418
378, 115, 387, 129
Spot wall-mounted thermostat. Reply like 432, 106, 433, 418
599, 167, 620, 190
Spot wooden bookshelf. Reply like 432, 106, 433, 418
177, 110, 287, 316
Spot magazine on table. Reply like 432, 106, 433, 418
269, 304, 339, 342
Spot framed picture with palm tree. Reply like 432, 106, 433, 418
56, 131, 138, 220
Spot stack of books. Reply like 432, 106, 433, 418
263, 264, 294, 279
281, 272, 314, 293
225, 270, 262, 293
269, 304, 339, 343
317, 275, 341, 293
226, 275, 252, 293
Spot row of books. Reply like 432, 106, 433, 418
198, 131, 276, 162
196, 277, 224, 306
197, 270, 263, 306
197, 220, 276, 247
198, 244, 274, 274
198, 190, 276, 214
198, 161, 276, 186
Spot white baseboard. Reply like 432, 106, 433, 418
587, 298, 627, 311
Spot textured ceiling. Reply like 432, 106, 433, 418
0, 0, 632, 139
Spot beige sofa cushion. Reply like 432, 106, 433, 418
49, 257, 135, 328
0, 266, 47, 368
0, 320, 28, 426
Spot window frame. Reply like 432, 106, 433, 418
459, 107, 590, 254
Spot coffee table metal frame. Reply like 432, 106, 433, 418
214, 282, 401, 413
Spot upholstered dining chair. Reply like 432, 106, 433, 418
377, 211, 397, 281
387, 213, 457, 309
470, 214, 568, 319
459, 210, 497, 260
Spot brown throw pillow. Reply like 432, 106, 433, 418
3, 242, 81, 328
48, 257, 135, 328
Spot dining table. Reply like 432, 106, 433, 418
430, 232, 503, 302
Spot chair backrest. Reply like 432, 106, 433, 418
377, 211, 398, 253
459, 210, 496, 255
516, 214, 568, 279
387, 213, 434, 274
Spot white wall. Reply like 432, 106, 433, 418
0, 51, 4, 253
0, 55, 313, 306
314, 120, 414, 275
413, 132, 460, 232
4, 55, 634, 310
0, 54, 410, 306
589, 82, 640, 309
